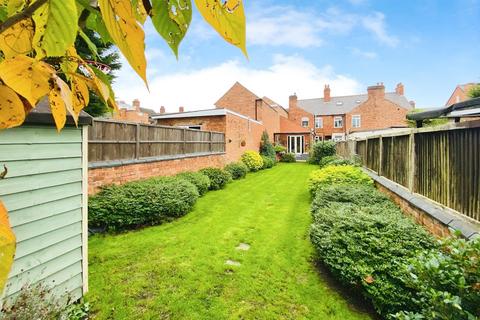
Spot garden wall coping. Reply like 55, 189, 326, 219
89, 152, 226, 169
363, 169, 480, 240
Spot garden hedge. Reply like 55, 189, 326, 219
308, 165, 373, 195
224, 162, 248, 180
280, 152, 296, 163
177, 171, 211, 196
200, 167, 232, 190
308, 141, 336, 164
310, 184, 436, 317
89, 177, 199, 232
261, 156, 275, 169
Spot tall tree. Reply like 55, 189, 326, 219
75, 30, 121, 117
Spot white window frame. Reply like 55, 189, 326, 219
315, 116, 323, 128
301, 117, 309, 128
332, 133, 345, 141
334, 116, 343, 128
314, 136, 322, 143
351, 115, 361, 128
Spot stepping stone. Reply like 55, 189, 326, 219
236, 243, 250, 251
225, 259, 241, 266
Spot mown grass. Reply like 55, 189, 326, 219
87, 163, 373, 319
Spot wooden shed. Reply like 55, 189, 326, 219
0, 102, 91, 304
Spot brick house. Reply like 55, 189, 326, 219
113, 99, 155, 124
153, 82, 311, 161
289, 83, 414, 141
445, 83, 479, 106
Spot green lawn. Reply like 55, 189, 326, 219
88, 163, 373, 319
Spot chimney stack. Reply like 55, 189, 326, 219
160, 106, 166, 114
179, 106, 184, 113
396, 83, 405, 96
132, 99, 140, 111
289, 93, 298, 110
324, 84, 331, 102
409, 100, 416, 109
367, 82, 385, 100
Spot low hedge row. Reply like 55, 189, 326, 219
225, 162, 248, 180
308, 165, 372, 195
309, 165, 480, 319
89, 177, 199, 232
177, 171, 211, 196
199, 167, 232, 190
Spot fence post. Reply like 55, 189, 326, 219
209, 132, 213, 152
378, 136, 383, 175
407, 131, 415, 192
183, 128, 187, 154
135, 124, 140, 159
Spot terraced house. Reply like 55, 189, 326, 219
289, 82, 415, 142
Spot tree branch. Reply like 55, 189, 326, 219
0, 0, 48, 34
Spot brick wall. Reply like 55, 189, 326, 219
88, 154, 226, 194
215, 82, 259, 119
376, 183, 452, 238
113, 109, 150, 124
155, 115, 226, 132
314, 115, 347, 138
288, 95, 314, 131
259, 100, 281, 141
225, 113, 264, 162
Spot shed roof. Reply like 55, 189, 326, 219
24, 99, 92, 126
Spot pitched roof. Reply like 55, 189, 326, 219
297, 92, 412, 116
262, 96, 288, 115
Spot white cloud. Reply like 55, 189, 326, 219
246, 6, 398, 48
361, 12, 399, 47
113, 55, 361, 113
351, 47, 378, 59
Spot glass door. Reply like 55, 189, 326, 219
288, 136, 304, 154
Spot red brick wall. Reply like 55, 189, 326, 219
347, 96, 409, 133
225, 113, 264, 162
88, 154, 226, 194
288, 95, 314, 131
155, 115, 226, 132
259, 101, 281, 141
113, 109, 150, 124
215, 82, 259, 119
314, 115, 346, 138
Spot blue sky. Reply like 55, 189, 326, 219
113, 0, 480, 112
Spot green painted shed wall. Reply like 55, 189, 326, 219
0, 125, 86, 304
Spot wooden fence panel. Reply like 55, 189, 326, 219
88, 120, 225, 163
356, 140, 367, 164
366, 138, 380, 173
388, 135, 410, 188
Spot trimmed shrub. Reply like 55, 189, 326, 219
308, 141, 336, 164
225, 162, 248, 180
261, 156, 274, 169
280, 152, 296, 163
274, 144, 286, 153
241, 151, 264, 171
308, 165, 372, 195
177, 171, 211, 196
394, 236, 480, 319
200, 167, 232, 190
259, 131, 276, 160
89, 177, 199, 232
319, 155, 359, 168
310, 184, 436, 317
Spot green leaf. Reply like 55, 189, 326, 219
32, 0, 78, 58
151, 0, 192, 57
85, 11, 113, 44
79, 29, 99, 59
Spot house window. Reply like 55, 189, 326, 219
334, 116, 343, 128
332, 133, 345, 141
351, 115, 361, 128
315, 116, 323, 128
301, 117, 309, 127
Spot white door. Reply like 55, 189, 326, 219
288, 135, 304, 154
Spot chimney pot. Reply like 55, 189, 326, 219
324, 84, 331, 102
160, 106, 166, 114
179, 106, 184, 113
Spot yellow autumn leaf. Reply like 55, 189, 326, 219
70, 75, 89, 118
0, 85, 25, 129
0, 200, 16, 295
49, 75, 73, 130
61, 47, 80, 79
98, 0, 147, 84
0, 18, 34, 58
0, 55, 54, 106
32, 0, 78, 58
194, 0, 247, 57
